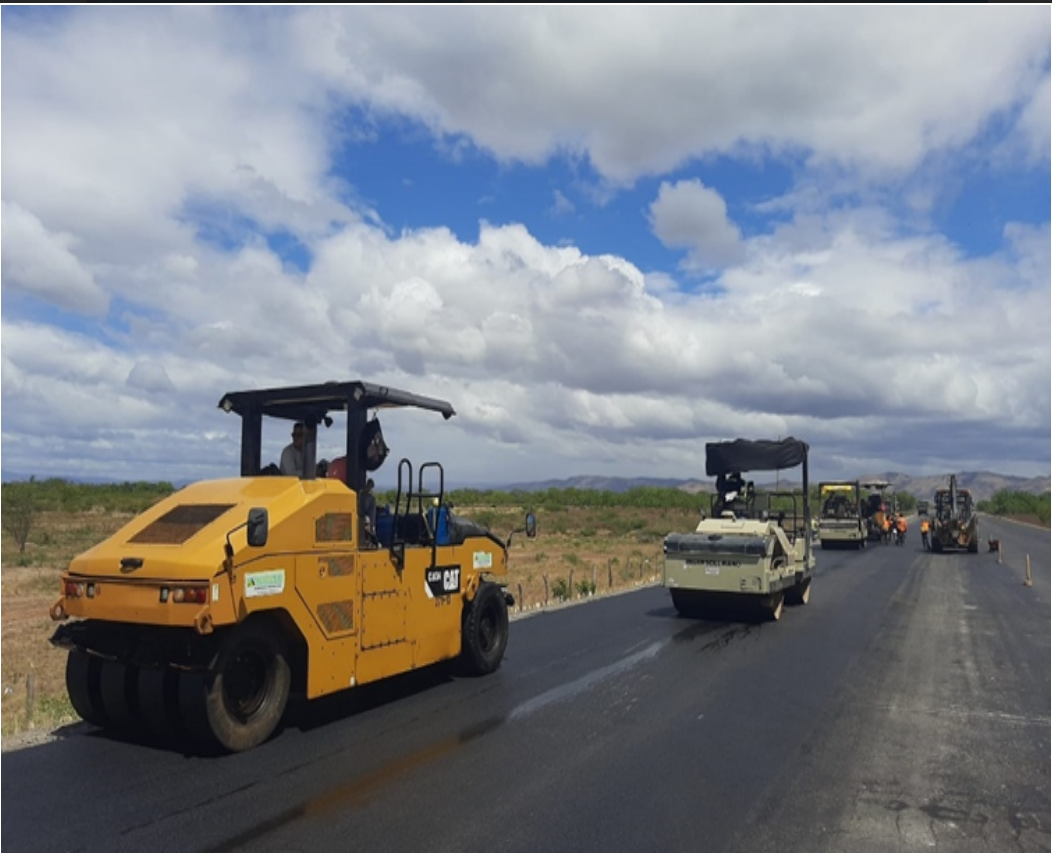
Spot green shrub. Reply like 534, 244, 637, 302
550, 578, 570, 601
575, 579, 597, 597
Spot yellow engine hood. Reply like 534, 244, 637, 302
68, 477, 352, 582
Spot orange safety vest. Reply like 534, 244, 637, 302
920, 519, 930, 533
881, 517, 891, 531
896, 516, 907, 533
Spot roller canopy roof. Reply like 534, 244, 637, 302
218, 380, 456, 423
705, 438, 809, 476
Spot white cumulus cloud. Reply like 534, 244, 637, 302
648, 180, 745, 270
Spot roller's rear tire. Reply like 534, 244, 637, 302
99, 660, 141, 734
179, 623, 291, 752
138, 667, 182, 740
66, 650, 107, 727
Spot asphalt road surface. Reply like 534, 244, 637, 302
4, 515, 1049, 853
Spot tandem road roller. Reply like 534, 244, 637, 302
49, 380, 535, 752
663, 437, 814, 622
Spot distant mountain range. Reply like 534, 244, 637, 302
502, 471, 1051, 503
857, 471, 1051, 504
4, 469, 1047, 504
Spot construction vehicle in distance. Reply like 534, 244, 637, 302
917, 500, 931, 518
663, 438, 814, 622
817, 481, 866, 550
860, 480, 895, 543
930, 474, 979, 553
50, 380, 535, 752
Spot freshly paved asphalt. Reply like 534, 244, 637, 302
3, 515, 1048, 853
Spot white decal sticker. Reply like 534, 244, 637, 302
426, 567, 461, 598
705, 566, 720, 575
212, 582, 220, 602
473, 551, 493, 570
245, 569, 285, 598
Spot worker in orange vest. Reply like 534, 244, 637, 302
895, 513, 908, 545
881, 514, 892, 544
920, 516, 931, 550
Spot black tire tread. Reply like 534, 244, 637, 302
461, 583, 509, 676
66, 650, 107, 727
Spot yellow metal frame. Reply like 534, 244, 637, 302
51, 476, 507, 700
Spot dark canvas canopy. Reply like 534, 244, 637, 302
705, 438, 809, 476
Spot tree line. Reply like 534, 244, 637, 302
5, 478, 1044, 557
977, 490, 1051, 525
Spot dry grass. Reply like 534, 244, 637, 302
0, 504, 697, 740
2, 511, 136, 739
476, 504, 693, 608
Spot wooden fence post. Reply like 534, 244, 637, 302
25, 673, 36, 726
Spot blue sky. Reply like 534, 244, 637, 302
2, 7, 1049, 487
335, 116, 801, 275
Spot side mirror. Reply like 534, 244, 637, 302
524, 512, 537, 538
247, 508, 269, 547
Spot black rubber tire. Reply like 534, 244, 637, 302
178, 670, 213, 744
99, 660, 141, 734
137, 667, 182, 740
461, 583, 509, 676
179, 623, 291, 752
670, 588, 699, 617
66, 650, 107, 727
858, 538, 867, 550
672, 588, 713, 618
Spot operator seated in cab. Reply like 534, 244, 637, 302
823, 493, 852, 518
279, 422, 310, 476
714, 472, 753, 518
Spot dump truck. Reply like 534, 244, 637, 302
817, 481, 866, 550
860, 480, 895, 543
49, 380, 535, 752
663, 438, 814, 622
930, 474, 978, 553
